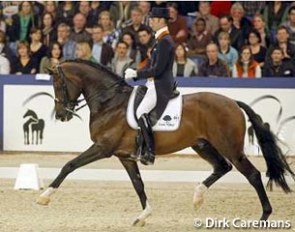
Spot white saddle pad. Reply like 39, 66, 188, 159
127, 86, 182, 131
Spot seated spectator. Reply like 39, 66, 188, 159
109, 2, 133, 28
56, 1, 76, 26
214, 15, 243, 51
98, 11, 120, 49
39, 42, 63, 74
282, 6, 295, 46
56, 23, 76, 60
262, 1, 289, 41
138, 1, 151, 26
167, 3, 188, 44
6, 1, 39, 43
43, 1, 57, 20
110, 41, 135, 76
199, 43, 230, 77
252, 14, 271, 48
173, 43, 198, 77
0, 54, 10, 74
41, 12, 57, 46
267, 26, 295, 64
29, 28, 48, 70
232, 46, 261, 78
217, 31, 238, 73
77, 1, 94, 30
75, 41, 97, 63
247, 29, 267, 68
195, 1, 219, 35
0, 29, 16, 67
121, 31, 140, 67
240, 2, 266, 18
187, 18, 212, 56
91, 25, 114, 66
13, 41, 38, 74
263, 47, 295, 77
69, 13, 92, 43
122, 7, 150, 46
89, 1, 108, 25
137, 27, 155, 67
230, 3, 252, 42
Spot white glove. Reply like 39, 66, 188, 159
124, 68, 137, 80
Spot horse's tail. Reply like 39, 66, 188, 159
236, 100, 295, 193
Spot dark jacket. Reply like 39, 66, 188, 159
137, 33, 175, 117
199, 58, 230, 77
101, 43, 114, 66
7, 14, 39, 42
262, 61, 295, 77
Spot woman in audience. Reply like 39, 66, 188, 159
232, 45, 261, 78
75, 41, 97, 63
173, 43, 198, 77
56, 1, 76, 26
247, 29, 267, 68
121, 31, 140, 67
29, 28, 48, 70
13, 41, 38, 75
6, 1, 39, 54
217, 31, 238, 73
41, 12, 57, 46
39, 42, 63, 74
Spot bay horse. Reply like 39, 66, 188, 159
37, 60, 294, 226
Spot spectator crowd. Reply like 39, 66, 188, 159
0, 1, 295, 78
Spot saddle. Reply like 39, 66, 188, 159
126, 83, 182, 132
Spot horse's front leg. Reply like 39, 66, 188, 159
37, 143, 111, 205
119, 158, 151, 227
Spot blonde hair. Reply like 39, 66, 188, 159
76, 42, 92, 60
98, 11, 114, 31
230, 2, 244, 15
218, 31, 230, 41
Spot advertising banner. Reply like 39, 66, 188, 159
3, 85, 295, 155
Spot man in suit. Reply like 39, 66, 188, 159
91, 24, 114, 66
124, 7, 175, 165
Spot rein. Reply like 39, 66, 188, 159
56, 64, 126, 116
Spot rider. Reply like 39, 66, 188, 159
124, 7, 175, 165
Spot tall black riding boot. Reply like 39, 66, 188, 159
137, 114, 155, 165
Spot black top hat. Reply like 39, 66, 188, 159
150, 7, 170, 19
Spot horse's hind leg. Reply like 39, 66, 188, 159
36, 143, 111, 205
191, 138, 232, 209
231, 153, 272, 220
120, 158, 151, 227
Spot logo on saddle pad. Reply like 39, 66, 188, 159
127, 86, 182, 131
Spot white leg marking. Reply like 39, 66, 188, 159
133, 201, 152, 226
193, 183, 208, 209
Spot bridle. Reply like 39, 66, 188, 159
54, 64, 127, 118
55, 65, 84, 118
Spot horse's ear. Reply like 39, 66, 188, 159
46, 65, 58, 75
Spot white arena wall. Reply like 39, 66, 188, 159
1, 76, 295, 156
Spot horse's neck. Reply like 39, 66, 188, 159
82, 79, 132, 114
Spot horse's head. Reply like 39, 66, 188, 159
51, 63, 82, 122
23, 109, 37, 119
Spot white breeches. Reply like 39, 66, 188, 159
136, 79, 157, 119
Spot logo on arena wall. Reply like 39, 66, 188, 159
23, 109, 45, 145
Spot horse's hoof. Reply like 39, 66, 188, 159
193, 197, 204, 210
36, 196, 50, 205
132, 218, 146, 227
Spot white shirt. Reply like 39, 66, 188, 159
155, 26, 169, 39
0, 54, 10, 74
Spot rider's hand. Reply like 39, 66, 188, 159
124, 68, 137, 80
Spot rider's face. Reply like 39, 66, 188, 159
149, 17, 163, 31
